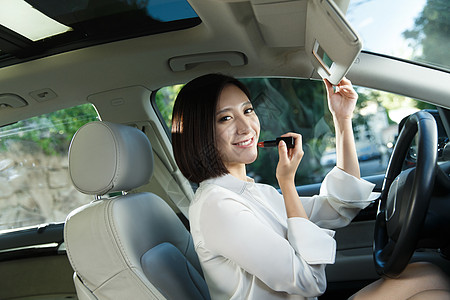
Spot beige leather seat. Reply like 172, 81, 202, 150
64, 121, 210, 300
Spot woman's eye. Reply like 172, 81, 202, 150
244, 107, 254, 114
219, 116, 231, 122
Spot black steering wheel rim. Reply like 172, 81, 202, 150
374, 111, 438, 278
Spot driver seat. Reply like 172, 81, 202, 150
64, 121, 210, 300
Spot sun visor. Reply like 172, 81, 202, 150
305, 0, 362, 85
251, 0, 307, 47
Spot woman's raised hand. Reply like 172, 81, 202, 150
324, 77, 358, 120
276, 132, 304, 184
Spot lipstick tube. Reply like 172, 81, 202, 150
257, 137, 294, 148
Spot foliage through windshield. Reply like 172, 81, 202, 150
347, 0, 449, 71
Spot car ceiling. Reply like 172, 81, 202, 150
0, 0, 449, 128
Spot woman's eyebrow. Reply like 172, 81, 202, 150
216, 107, 230, 116
216, 101, 252, 115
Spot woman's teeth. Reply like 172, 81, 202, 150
236, 138, 252, 146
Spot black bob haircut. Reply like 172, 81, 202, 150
171, 73, 251, 184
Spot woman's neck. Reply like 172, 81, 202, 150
226, 164, 247, 181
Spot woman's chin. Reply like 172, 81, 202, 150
222, 151, 258, 168
244, 154, 258, 165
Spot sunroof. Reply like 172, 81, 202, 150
0, 0, 200, 61
0, 0, 72, 41
146, 0, 198, 22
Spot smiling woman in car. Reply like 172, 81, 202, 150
171, 73, 450, 300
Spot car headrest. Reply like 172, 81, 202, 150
68, 121, 154, 196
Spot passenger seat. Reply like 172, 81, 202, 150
64, 121, 210, 300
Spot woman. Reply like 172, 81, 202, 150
171, 73, 449, 299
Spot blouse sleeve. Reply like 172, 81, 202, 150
199, 188, 336, 297
300, 167, 379, 228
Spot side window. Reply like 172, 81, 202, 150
155, 84, 184, 130
0, 104, 98, 231
154, 78, 434, 188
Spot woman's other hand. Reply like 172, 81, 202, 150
324, 77, 358, 121
276, 132, 304, 184
324, 77, 361, 178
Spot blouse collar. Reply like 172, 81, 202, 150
200, 173, 255, 195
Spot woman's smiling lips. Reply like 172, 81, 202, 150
233, 137, 256, 148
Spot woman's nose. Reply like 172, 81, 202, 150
235, 116, 251, 134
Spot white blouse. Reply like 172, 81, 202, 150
189, 167, 378, 300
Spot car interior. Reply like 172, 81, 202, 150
0, 0, 449, 299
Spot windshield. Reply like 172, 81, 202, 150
347, 0, 449, 71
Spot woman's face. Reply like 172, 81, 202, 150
215, 84, 260, 173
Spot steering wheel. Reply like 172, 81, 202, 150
374, 111, 438, 278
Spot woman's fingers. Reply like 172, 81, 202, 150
278, 132, 304, 169
280, 132, 304, 160
324, 77, 355, 97
337, 79, 357, 99
277, 140, 289, 164
324, 77, 358, 119
323, 78, 334, 97
276, 132, 304, 181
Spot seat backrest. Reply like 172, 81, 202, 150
64, 121, 210, 300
